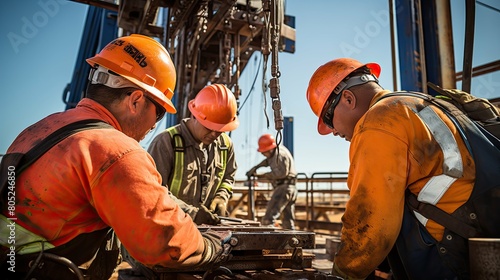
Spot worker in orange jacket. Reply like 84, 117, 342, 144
148, 84, 239, 225
0, 34, 229, 280
306, 58, 483, 279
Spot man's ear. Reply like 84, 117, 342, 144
342, 89, 356, 109
126, 89, 145, 113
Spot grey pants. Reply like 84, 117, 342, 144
261, 184, 298, 229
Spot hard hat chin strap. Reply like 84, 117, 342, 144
88, 65, 138, 89
333, 74, 379, 95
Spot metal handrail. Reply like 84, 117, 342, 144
234, 172, 349, 232
308, 172, 348, 231
296, 172, 309, 228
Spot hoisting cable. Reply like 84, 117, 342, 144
269, 0, 284, 132
261, 0, 284, 151
261, 0, 271, 129
477, 1, 500, 15
239, 54, 263, 111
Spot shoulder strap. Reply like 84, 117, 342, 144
406, 191, 477, 239
20, 119, 113, 173
166, 127, 185, 196
376, 92, 475, 154
0, 119, 113, 209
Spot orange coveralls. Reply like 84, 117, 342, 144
2, 98, 206, 267
335, 90, 475, 278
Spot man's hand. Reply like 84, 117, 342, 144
245, 167, 257, 177
209, 196, 228, 216
194, 205, 220, 225
197, 230, 233, 270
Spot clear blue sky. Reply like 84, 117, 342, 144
1, 0, 499, 180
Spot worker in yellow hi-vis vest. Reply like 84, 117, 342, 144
148, 84, 239, 225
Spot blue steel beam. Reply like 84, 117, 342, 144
64, 6, 117, 110
421, 0, 442, 93
283, 116, 294, 156
395, 0, 424, 92
395, 0, 451, 96
65, 5, 178, 129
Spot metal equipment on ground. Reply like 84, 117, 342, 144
118, 222, 342, 279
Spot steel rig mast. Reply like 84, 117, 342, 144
66, 0, 296, 136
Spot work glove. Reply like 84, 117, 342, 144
194, 205, 220, 225
245, 167, 258, 177
209, 196, 228, 216
197, 229, 233, 270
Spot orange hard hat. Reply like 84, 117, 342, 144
188, 84, 240, 132
257, 134, 277, 153
306, 58, 381, 135
86, 34, 177, 113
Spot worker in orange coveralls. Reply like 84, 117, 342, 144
306, 58, 500, 279
0, 34, 229, 280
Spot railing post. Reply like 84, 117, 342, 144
247, 176, 255, 220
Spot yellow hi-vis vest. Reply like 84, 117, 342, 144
0, 214, 55, 254
166, 127, 230, 197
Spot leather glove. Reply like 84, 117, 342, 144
209, 196, 228, 216
245, 167, 257, 177
198, 229, 233, 270
194, 205, 220, 225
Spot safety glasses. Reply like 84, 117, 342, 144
321, 74, 379, 130
145, 95, 166, 122
321, 91, 342, 130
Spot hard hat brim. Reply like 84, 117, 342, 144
191, 111, 240, 132
317, 118, 333, 135
188, 99, 239, 132
198, 118, 240, 132
86, 57, 177, 114
257, 143, 277, 153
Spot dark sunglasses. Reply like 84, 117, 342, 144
321, 74, 379, 130
321, 91, 343, 130
145, 95, 166, 122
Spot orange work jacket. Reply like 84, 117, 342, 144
335, 90, 475, 278
2, 98, 205, 268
